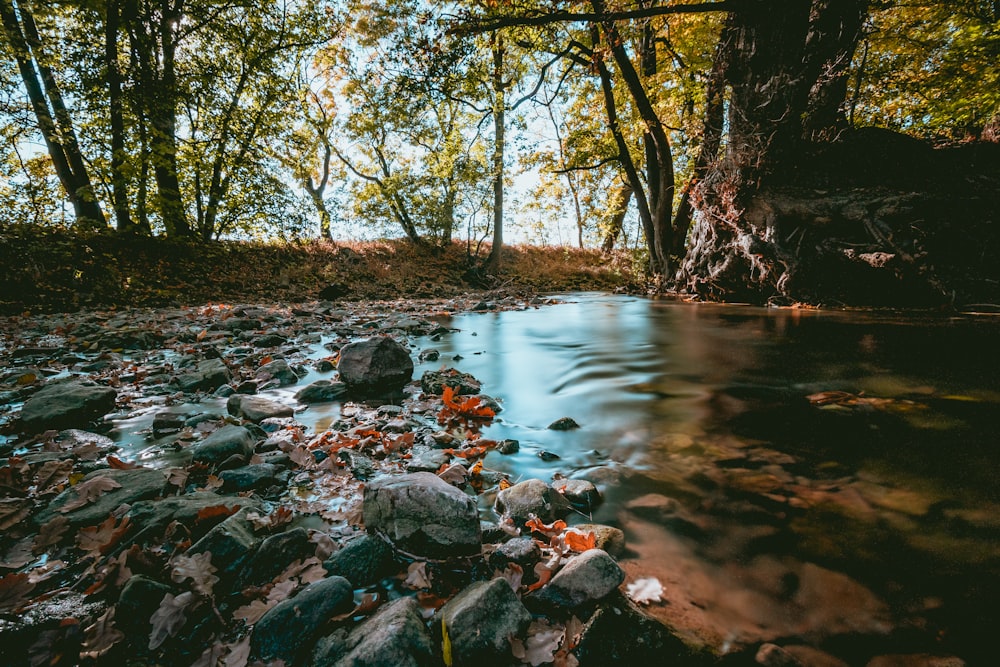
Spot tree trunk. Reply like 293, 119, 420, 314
106, 0, 142, 233
601, 183, 633, 252
485, 33, 504, 272
1, 0, 107, 229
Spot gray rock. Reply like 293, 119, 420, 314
251, 576, 354, 663
488, 537, 542, 583
495, 478, 571, 525
531, 548, 624, 609
116, 575, 173, 636
406, 448, 450, 473
226, 394, 294, 423
420, 369, 481, 395
314, 597, 435, 667
186, 508, 261, 582
239, 527, 316, 587
548, 416, 580, 430
572, 524, 626, 558
34, 467, 167, 527
171, 358, 231, 393
363, 472, 481, 558
295, 380, 349, 404
436, 578, 531, 666
152, 412, 185, 435
219, 463, 280, 492
323, 533, 396, 587
554, 478, 602, 511
128, 492, 261, 542
574, 596, 696, 664
19, 379, 117, 433
190, 425, 256, 465
253, 333, 288, 348
338, 337, 413, 395
255, 358, 299, 386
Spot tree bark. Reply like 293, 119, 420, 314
485, 33, 505, 272
601, 182, 633, 252
106, 0, 143, 233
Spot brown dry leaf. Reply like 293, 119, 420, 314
496, 563, 523, 592
199, 475, 224, 491
77, 515, 132, 556
148, 591, 196, 649
289, 445, 316, 469
309, 531, 336, 561
33, 459, 74, 494
403, 561, 431, 590
195, 504, 240, 524
191, 640, 227, 667
106, 455, 138, 470
170, 551, 219, 596
233, 599, 273, 626
166, 468, 190, 488
60, 476, 122, 513
516, 619, 566, 667
0, 499, 32, 531
26, 559, 66, 584
34, 516, 71, 551
298, 559, 328, 584
81, 607, 125, 658
0, 572, 35, 613
266, 579, 297, 605
329, 592, 380, 623
223, 636, 252, 667
0, 538, 35, 569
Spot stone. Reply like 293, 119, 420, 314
250, 576, 354, 663
436, 578, 531, 666
171, 358, 231, 393
488, 537, 542, 584
495, 478, 572, 525
405, 448, 451, 473
531, 549, 624, 610
497, 439, 520, 455
19, 379, 117, 432
253, 333, 288, 348
866, 656, 966, 667
239, 527, 316, 587
226, 394, 294, 423
190, 424, 256, 465
128, 492, 261, 543
323, 534, 396, 588
255, 358, 299, 386
757, 643, 806, 667
420, 368, 481, 395
116, 575, 173, 636
363, 472, 481, 559
337, 337, 413, 395
295, 380, 349, 404
186, 508, 261, 582
314, 596, 434, 667
34, 467, 167, 528
554, 478, 602, 510
548, 416, 580, 430
574, 597, 696, 665
219, 463, 280, 492
573, 524, 626, 558
152, 412, 185, 435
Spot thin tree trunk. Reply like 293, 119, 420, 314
1, 0, 107, 229
485, 33, 505, 271
106, 0, 139, 233
601, 183, 633, 252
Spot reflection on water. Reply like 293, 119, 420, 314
426, 294, 1000, 659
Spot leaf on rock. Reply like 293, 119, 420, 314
234, 599, 273, 626
564, 530, 596, 553
81, 607, 124, 658
170, 551, 219, 597
0, 499, 32, 531
60, 476, 122, 513
525, 517, 567, 536
517, 619, 566, 667
77, 515, 132, 556
148, 591, 196, 650
496, 563, 523, 592
34, 516, 71, 551
222, 636, 251, 667
33, 459, 74, 495
0, 572, 36, 613
0, 538, 35, 569
166, 468, 189, 488
266, 579, 297, 605
625, 576, 664, 605
106, 455, 138, 470
195, 504, 240, 524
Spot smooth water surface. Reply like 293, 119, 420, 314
427, 294, 1000, 659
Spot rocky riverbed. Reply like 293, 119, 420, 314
0, 294, 974, 667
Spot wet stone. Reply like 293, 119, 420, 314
295, 379, 348, 404
313, 596, 434, 667
489, 536, 542, 583
239, 527, 316, 588
171, 358, 231, 393
406, 448, 450, 473
495, 478, 572, 525
554, 478, 602, 511
530, 549, 624, 610
548, 416, 580, 430
190, 424, 256, 465
498, 439, 520, 455
152, 412, 185, 435
19, 379, 117, 433
116, 575, 173, 637
322, 533, 396, 588
186, 508, 261, 584
34, 467, 168, 528
219, 462, 281, 492
420, 368, 482, 395
250, 576, 354, 664
337, 336, 414, 396
436, 578, 532, 666
226, 394, 294, 423
255, 358, 299, 386
573, 524, 626, 558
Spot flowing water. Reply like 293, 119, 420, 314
89, 293, 1000, 661
417, 294, 1000, 661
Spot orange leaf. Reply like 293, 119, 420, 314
525, 518, 567, 535
106, 455, 138, 470
195, 504, 240, 523
498, 478, 512, 490
564, 531, 597, 552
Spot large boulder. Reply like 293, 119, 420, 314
313, 597, 435, 667
436, 578, 532, 666
337, 337, 413, 396
250, 576, 355, 663
363, 472, 481, 558
19, 379, 117, 433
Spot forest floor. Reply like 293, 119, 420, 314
0, 227, 644, 315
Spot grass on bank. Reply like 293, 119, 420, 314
0, 227, 645, 314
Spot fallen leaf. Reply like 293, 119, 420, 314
0, 499, 31, 531
520, 619, 565, 667
148, 591, 196, 649
60, 476, 122, 513
0, 538, 35, 569
106, 455, 138, 470
34, 516, 71, 551
33, 459, 74, 494
223, 636, 251, 667
170, 551, 219, 597
564, 530, 596, 553
525, 517, 567, 536
496, 563, 523, 592
625, 576, 664, 605
233, 599, 273, 626
0, 572, 35, 612
77, 515, 131, 556
403, 561, 431, 590
195, 504, 240, 523
81, 607, 124, 658
191, 640, 227, 667
166, 468, 189, 488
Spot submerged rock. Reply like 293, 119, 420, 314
363, 472, 481, 558
190, 424, 256, 465
19, 379, 117, 432
226, 394, 294, 422
295, 379, 348, 404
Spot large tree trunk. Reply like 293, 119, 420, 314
1, 0, 107, 230
601, 182, 633, 252
674, 0, 869, 302
485, 33, 504, 272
